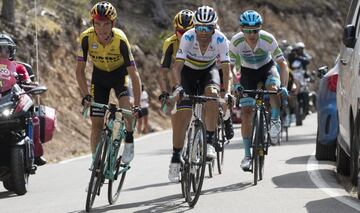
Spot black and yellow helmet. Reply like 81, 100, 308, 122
90, 1, 117, 21
173, 10, 194, 31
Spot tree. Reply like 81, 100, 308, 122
1, 0, 15, 22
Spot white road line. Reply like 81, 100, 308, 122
307, 153, 360, 211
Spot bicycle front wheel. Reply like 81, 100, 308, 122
108, 137, 129, 205
186, 121, 207, 207
216, 116, 225, 174
257, 110, 266, 182
86, 131, 109, 212
252, 111, 259, 186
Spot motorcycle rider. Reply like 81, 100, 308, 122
0, 33, 47, 166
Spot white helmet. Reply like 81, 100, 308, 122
295, 41, 305, 49
193, 6, 218, 26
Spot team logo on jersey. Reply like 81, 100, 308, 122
92, 42, 98, 49
217, 37, 225, 44
185, 35, 194, 41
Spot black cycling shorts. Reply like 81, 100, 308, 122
177, 64, 220, 110
141, 108, 149, 117
240, 60, 278, 91
90, 65, 129, 117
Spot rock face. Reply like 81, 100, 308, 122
0, 0, 350, 161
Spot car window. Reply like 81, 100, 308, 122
346, 0, 359, 24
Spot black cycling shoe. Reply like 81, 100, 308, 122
34, 156, 47, 166
214, 141, 223, 152
224, 118, 234, 140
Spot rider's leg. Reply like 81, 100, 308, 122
118, 94, 136, 164
204, 86, 219, 159
265, 69, 282, 141
90, 117, 104, 155
239, 102, 255, 171
168, 102, 191, 182
171, 108, 192, 159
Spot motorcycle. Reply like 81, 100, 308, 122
0, 59, 47, 195
291, 59, 311, 126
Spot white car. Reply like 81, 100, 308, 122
336, 0, 360, 199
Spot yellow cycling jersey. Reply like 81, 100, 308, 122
160, 34, 179, 68
77, 27, 135, 72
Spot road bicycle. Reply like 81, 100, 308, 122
208, 99, 230, 177
83, 102, 134, 212
239, 89, 277, 185
179, 93, 223, 207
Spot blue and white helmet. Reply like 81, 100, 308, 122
194, 6, 218, 26
239, 10, 262, 27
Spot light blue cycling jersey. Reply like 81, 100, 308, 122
229, 30, 285, 70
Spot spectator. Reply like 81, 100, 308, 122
137, 84, 150, 134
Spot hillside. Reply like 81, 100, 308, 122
0, 0, 350, 162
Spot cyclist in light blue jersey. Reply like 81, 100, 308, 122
229, 10, 289, 171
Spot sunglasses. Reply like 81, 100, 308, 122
176, 29, 187, 35
242, 29, 260, 34
195, 25, 214, 33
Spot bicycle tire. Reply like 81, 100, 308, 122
181, 127, 192, 199
252, 111, 259, 186
108, 135, 128, 205
258, 110, 265, 181
186, 120, 207, 207
85, 131, 109, 212
216, 116, 225, 174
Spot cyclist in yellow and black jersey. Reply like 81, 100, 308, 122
158, 9, 194, 183
76, 1, 142, 165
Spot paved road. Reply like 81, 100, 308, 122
1, 113, 360, 213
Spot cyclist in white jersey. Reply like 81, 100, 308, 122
229, 10, 289, 171
172, 5, 231, 162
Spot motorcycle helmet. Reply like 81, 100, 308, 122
0, 34, 16, 60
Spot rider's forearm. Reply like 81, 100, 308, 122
171, 60, 184, 88
221, 63, 231, 93
128, 66, 142, 106
75, 61, 89, 97
278, 60, 289, 87
159, 67, 169, 91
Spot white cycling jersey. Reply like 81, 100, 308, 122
229, 30, 284, 70
176, 28, 230, 70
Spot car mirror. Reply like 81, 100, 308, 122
317, 66, 328, 78
343, 24, 356, 48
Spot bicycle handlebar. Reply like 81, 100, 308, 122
240, 89, 279, 95
82, 102, 134, 118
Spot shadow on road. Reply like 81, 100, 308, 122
125, 181, 175, 192
272, 169, 343, 189
0, 190, 17, 199
69, 182, 252, 213
285, 155, 311, 164
305, 196, 360, 213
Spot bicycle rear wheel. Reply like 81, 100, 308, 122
85, 131, 109, 212
185, 121, 207, 207
108, 136, 129, 205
